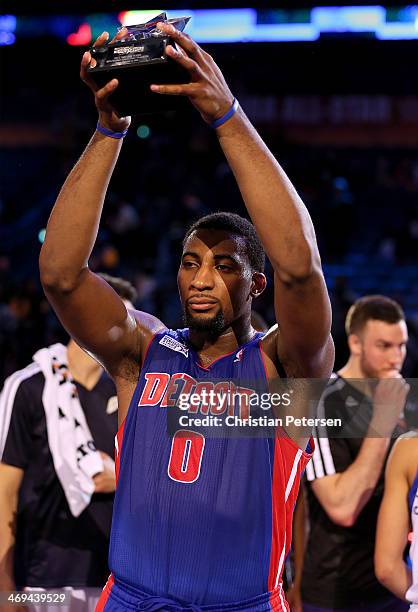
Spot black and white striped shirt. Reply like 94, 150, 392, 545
302, 374, 403, 608
0, 363, 117, 588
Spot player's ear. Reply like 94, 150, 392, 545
348, 333, 362, 357
250, 272, 267, 298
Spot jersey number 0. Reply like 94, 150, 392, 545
168, 430, 205, 483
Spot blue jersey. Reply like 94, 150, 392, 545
407, 469, 418, 607
102, 329, 312, 611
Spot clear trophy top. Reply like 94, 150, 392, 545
117, 12, 190, 41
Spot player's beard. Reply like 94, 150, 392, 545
183, 305, 225, 336
359, 350, 381, 380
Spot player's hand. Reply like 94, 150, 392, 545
370, 374, 410, 437
80, 30, 131, 133
285, 584, 303, 612
93, 451, 116, 493
150, 22, 235, 125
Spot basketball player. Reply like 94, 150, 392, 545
302, 295, 410, 611
375, 432, 418, 610
39, 22, 334, 611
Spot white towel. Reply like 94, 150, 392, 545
33, 343, 104, 517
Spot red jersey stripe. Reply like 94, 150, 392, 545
95, 574, 115, 612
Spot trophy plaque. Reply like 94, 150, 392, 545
88, 13, 191, 116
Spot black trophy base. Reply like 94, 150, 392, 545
88, 58, 190, 117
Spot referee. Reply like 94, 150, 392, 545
0, 274, 135, 612
301, 295, 409, 611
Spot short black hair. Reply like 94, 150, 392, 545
345, 294, 405, 336
98, 273, 137, 303
183, 212, 265, 272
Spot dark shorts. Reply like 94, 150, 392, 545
96, 575, 289, 611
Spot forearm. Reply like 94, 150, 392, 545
0, 507, 17, 589
330, 437, 390, 521
217, 109, 319, 278
40, 130, 122, 289
377, 559, 412, 601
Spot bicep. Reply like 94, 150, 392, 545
274, 270, 333, 376
44, 269, 143, 371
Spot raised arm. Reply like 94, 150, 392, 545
214, 106, 333, 376
40, 31, 161, 376
153, 22, 333, 378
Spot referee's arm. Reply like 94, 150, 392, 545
308, 379, 408, 527
308, 437, 390, 527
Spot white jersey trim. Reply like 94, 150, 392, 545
0, 362, 41, 458
306, 375, 345, 481
274, 448, 303, 589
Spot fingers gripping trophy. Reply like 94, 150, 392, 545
80, 14, 237, 132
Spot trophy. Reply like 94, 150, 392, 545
88, 13, 191, 116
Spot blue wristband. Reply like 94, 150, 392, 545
96, 121, 129, 140
210, 98, 239, 129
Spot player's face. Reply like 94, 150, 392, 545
178, 229, 254, 335
352, 320, 408, 378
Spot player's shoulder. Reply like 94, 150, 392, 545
388, 431, 418, 476
129, 308, 166, 354
112, 311, 167, 384
393, 430, 418, 452
130, 309, 166, 337
399, 430, 418, 440
148, 327, 191, 355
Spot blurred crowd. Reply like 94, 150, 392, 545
2, 117, 418, 381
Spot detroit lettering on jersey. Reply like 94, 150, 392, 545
139, 334, 292, 420
109, 328, 312, 607
138, 372, 255, 420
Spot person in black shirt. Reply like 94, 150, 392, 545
0, 274, 136, 611
301, 295, 410, 611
